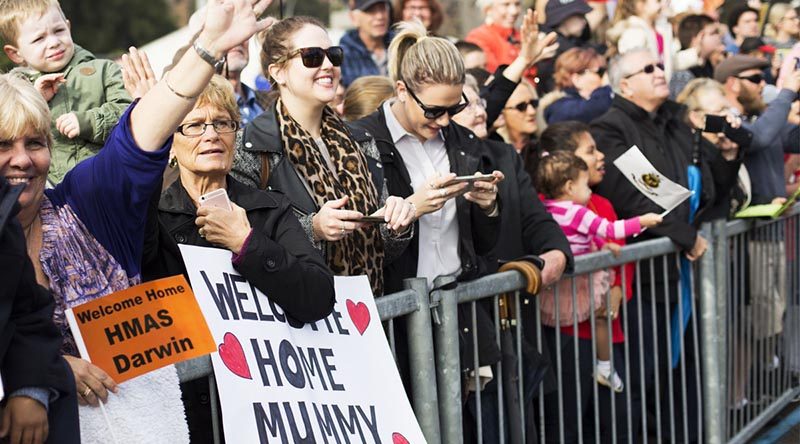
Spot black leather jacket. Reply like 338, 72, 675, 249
142, 176, 335, 323
351, 105, 502, 293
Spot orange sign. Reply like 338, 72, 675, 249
66, 275, 216, 383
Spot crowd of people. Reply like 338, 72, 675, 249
1, 0, 799, 442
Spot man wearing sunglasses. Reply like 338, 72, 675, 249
340, 0, 393, 88
590, 48, 737, 443
715, 54, 800, 206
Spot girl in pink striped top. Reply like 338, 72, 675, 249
536, 151, 662, 392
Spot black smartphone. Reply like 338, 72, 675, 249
704, 114, 726, 133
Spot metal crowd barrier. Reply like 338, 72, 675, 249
175, 207, 800, 444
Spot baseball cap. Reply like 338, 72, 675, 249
713, 54, 769, 82
350, 0, 390, 11
739, 37, 776, 55
545, 0, 592, 29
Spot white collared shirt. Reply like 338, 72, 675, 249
382, 101, 461, 286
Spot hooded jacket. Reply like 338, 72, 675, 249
28, 45, 132, 183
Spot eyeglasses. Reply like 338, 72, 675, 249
505, 99, 539, 112
737, 73, 764, 84
404, 83, 469, 119
466, 98, 488, 112
624, 63, 665, 79
581, 67, 607, 77
176, 120, 239, 137
276, 46, 344, 68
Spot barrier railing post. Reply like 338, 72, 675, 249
713, 218, 730, 439
432, 284, 464, 444
403, 278, 442, 444
699, 221, 724, 444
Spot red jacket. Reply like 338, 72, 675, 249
465, 23, 537, 83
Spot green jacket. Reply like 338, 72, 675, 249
30, 45, 132, 183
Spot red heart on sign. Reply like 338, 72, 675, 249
218, 332, 252, 379
392, 432, 410, 444
346, 299, 371, 335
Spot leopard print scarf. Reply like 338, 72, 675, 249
277, 100, 385, 296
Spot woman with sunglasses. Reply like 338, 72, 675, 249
491, 80, 539, 154
352, 19, 504, 294
541, 47, 612, 126
236, 16, 415, 297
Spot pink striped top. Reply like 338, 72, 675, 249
543, 199, 643, 255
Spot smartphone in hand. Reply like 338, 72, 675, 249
199, 188, 232, 211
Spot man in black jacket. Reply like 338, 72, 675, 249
590, 48, 713, 443
0, 177, 79, 444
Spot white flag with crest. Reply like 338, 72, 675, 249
613, 145, 693, 215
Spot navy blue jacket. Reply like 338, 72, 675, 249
545, 86, 613, 124
339, 29, 394, 88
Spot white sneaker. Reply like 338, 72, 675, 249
595, 363, 624, 393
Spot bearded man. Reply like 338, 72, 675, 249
717, 54, 800, 204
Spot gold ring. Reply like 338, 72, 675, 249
199, 227, 205, 238
82, 387, 92, 397
439, 189, 446, 198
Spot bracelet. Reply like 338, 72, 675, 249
164, 71, 199, 100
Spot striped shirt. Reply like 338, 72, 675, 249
543, 199, 643, 255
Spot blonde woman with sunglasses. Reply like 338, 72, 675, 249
351, 20, 505, 294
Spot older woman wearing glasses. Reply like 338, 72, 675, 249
236, 16, 417, 297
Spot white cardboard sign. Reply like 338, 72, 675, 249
179, 244, 426, 444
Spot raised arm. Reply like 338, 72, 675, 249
130, 0, 273, 151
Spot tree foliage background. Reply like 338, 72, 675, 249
0, 0, 333, 72
1, 0, 179, 71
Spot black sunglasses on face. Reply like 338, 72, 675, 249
582, 67, 607, 77
505, 99, 539, 112
624, 63, 665, 79
405, 84, 469, 119
278, 46, 344, 68
737, 73, 764, 84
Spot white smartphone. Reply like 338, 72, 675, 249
199, 188, 232, 211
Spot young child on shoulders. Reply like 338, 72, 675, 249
0, 0, 132, 184
536, 150, 662, 392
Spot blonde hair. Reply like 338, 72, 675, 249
195, 75, 241, 124
765, 3, 797, 39
0, 0, 65, 45
343, 76, 395, 121
388, 19, 465, 92
0, 72, 53, 149
675, 77, 725, 112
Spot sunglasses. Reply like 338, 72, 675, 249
505, 99, 539, 112
737, 73, 764, 84
581, 67, 607, 77
624, 63, 665, 79
405, 83, 469, 119
277, 46, 344, 68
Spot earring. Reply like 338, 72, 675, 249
169, 156, 178, 168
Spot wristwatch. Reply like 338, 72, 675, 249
193, 40, 226, 71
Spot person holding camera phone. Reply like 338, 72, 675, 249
715, 54, 800, 205
677, 78, 754, 220
237, 17, 417, 297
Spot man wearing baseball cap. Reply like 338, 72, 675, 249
340, 0, 393, 87
716, 54, 800, 204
